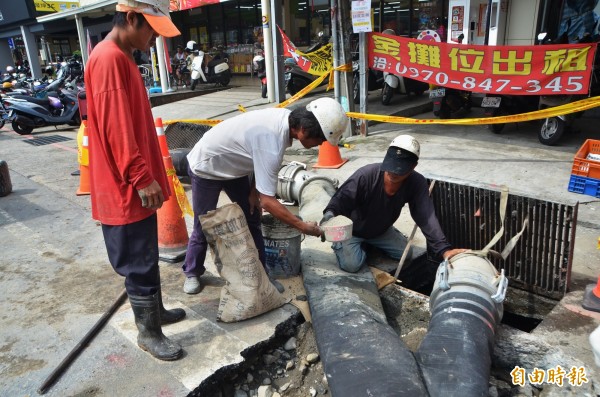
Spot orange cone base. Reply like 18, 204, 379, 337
157, 155, 189, 263
157, 199, 189, 263
76, 165, 91, 196
158, 245, 187, 263
312, 141, 348, 169
582, 283, 600, 313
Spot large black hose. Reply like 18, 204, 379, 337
415, 254, 506, 397
302, 261, 429, 396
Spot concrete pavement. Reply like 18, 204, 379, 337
2, 79, 600, 396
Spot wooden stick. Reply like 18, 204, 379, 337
393, 180, 436, 281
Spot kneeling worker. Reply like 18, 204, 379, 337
320, 134, 466, 273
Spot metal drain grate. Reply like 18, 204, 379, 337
428, 178, 577, 300
22, 135, 73, 146
164, 122, 211, 149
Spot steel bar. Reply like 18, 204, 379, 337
38, 288, 127, 394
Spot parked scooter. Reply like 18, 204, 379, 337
430, 34, 472, 118
284, 32, 330, 96
537, 30, 600, 145
4, 87, 80, 135
189, 42, 231, 90
482, 94, 540, 133
430, 84, 472, 118
379, 29, 429, 105
253, 51, 267, 98
352, 51, 384, 104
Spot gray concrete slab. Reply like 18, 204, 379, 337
2, 80, 600, 396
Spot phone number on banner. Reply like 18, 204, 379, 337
373, 57, 587, 95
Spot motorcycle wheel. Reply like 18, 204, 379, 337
261, 83, 267, 98
287, 84, 299, 97
12, 121, 33, 135
0, 120, 5, 129
382, 84, 393, 105
220, 75, 230, 87
68, 114, 81, 127
353, 75, 360, 104
487, 108, 506, 134
437, 102, 451, 119
190, 80, 197, 90
539, 117, 566, 146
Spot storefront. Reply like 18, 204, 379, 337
379, 0, 447, 39
170, 0, 451, 73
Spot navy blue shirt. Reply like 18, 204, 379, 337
324, 163, 451, 257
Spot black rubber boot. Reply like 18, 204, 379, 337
158, 288, 186, 325
129, 293, 183, 361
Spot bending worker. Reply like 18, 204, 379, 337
320, 134, 467, 273
182, 98, 350, 294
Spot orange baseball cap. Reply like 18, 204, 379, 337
117, 0, 181, 38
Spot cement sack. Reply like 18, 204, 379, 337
200, 202, 288, 322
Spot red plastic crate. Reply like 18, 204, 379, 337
571, 139, 600, 179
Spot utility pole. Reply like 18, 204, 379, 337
336, 0, 356, 136
261, 0, 275, 102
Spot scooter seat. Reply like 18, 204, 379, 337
8, 95, 50, 106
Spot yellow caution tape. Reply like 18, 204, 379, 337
347, 95, 600, 125
276, 63, 352, 108
164, 70, 600, 134
163, 119, 223, 126
166, 167, 194, 217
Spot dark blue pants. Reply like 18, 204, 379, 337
101, 213, 160, 296
182, 168, 265, 277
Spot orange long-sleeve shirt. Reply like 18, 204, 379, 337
85, 40, 170, 225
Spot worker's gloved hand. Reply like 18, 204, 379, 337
319, 211, 335, 226
319, 211, 335, 242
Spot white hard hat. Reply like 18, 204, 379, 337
381, 134, 420, 175
306, 97, 349, 146
390, 134, 420, 157
186, 40, 197, 51
6, 66, 14, 73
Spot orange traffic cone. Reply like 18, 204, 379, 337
583, 275, 600, 313
312, 141, 348, 169
157, 155, 189, 263
155, 117, 170, 157
76, 120, 91, 196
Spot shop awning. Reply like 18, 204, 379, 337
36, 0, 116, 22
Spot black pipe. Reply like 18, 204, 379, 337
416, 290, 499, 397
303, 262, 429, 396
38, 289, 127, 395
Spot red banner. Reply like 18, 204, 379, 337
368, 32, 598, 95
169, 0, 220, 12
279, 26, 333, 76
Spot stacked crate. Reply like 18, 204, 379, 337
568, 139, 600, 198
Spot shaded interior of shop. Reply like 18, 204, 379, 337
9, 0, 600, 75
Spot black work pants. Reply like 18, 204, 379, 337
101, 214, 160, 296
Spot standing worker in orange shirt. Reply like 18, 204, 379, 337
84, 0, 185, 361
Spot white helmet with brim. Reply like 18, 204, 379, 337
381, 134, 420, 176
305, 97, 349, 146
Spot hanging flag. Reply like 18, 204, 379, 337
86, 29, 93, 58
278, 26, 332, 76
